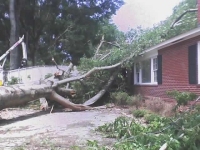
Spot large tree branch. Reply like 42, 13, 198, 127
170, 8, 197, 29
48, 91, 91, 111
83, 72, 117, 106
55, 63, 121, 86
55, 51, 137, 86
94, 35, 120, 59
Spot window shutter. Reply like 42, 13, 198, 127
132, 65, 134, 85
188, 44, 197, 84
157, 55, 162, 84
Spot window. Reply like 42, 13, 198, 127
135, 63, 140, 83
134, 57, 158, 84
142, 59, 151, 83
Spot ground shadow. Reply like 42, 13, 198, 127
0, 108, 66, 126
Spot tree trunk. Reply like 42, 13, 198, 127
9, 0, 20, 70
0, 83, 90, 111
0, 84, 52, 110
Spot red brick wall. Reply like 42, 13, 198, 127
132, 36, 200, 99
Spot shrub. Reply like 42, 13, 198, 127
195, 104, 200, 112
129, 94, 144, 109
167, 90, 197, 111
144, 113, 161, 123
132, 109, 147, 118
110, 92, 132, 106
146, 97, 165, 114
7, 76, 20, 85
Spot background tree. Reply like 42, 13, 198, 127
0, 0, 124, 67
9, 0, 20, 69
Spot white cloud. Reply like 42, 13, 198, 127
112, 0, 182, 32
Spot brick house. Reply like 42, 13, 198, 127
132, 2, 200, 100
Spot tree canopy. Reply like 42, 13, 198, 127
0, 0, 124, 67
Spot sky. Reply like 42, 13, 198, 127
112, 0, 182, 32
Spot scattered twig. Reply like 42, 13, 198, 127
102, 41, 120, 48
100, 51, 112, 60
50, 105, 54, 114
51, 57, 66, 73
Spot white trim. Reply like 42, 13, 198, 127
134, 50, 158, 62
198, 41, 200, 84
134, 56, 158, 85
134, 83, 158, 86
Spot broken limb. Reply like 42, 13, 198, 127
51, 58, 74, 77
0, 36, 24, 62
101, 41, 120, 48
100, 51, 111, 60
94, 35, 104, 59
55, 63, 121, 86
83, 72, 118, 106
170, 9, 197, 29
93, 35, 120, 59
48, 91, 91, 111
56, 88, 76, 98
40, 62, 74, 110
55, 50, 137, 87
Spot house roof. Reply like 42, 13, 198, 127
143, 27, 200, 54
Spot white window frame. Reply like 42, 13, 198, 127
152, 57, 158, 83
134, 56, 158, 85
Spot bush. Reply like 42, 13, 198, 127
7, 76, 20, 85
110, 92, 132, 106
144, 113, 161, 123
129, 94, 144, 109
146, 97, 165, 114
195, 104, 200, 112
132, 109, 147, 118
167, 90, 197, 111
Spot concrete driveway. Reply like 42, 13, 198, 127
0, 107, 126, 150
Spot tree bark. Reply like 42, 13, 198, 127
0, 84, 52, 110
9, 0, 20, 69
48, 91, 91, 111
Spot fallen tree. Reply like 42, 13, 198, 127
0, 36, 138, 111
